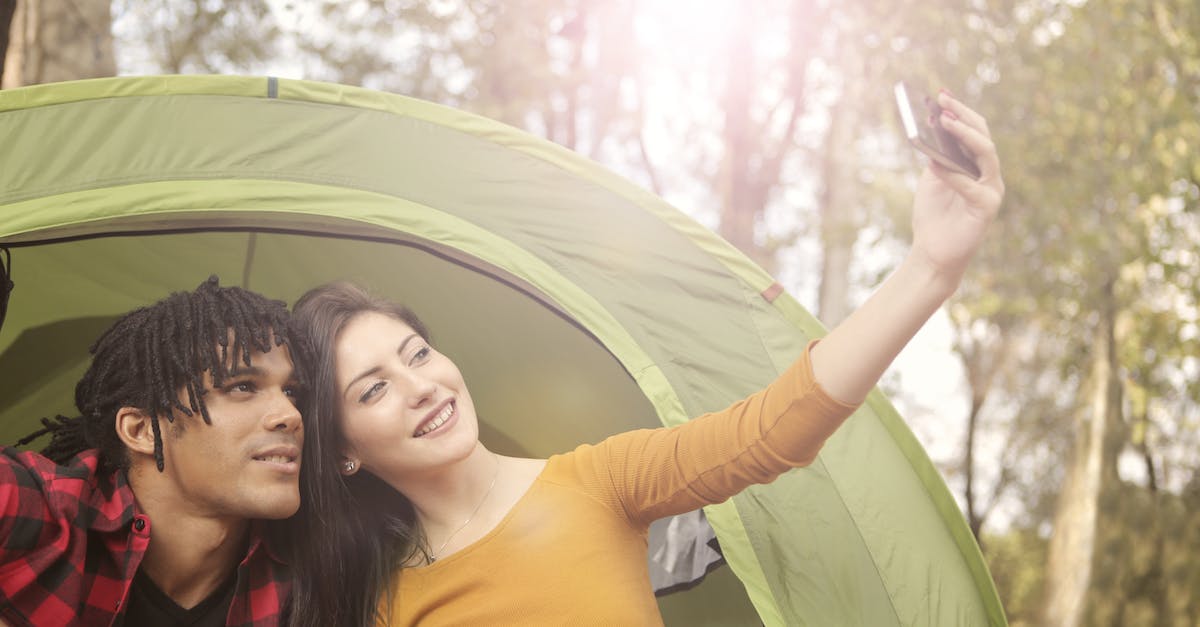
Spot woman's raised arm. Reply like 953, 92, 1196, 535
811, 91, 1005, 405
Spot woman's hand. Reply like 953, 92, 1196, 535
810, 92, 1004, 405
910, 91, 1005, 284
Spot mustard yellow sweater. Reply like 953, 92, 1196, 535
383, 346, 857, 625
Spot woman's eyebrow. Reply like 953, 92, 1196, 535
341, 334, 418, 398
344, 366, 381, 398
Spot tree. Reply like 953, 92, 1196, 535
955, 1, 1200, 624
1, 0, 16, 84
1, 0, 114, 88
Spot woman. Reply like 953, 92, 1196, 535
284, 92, 1004, 626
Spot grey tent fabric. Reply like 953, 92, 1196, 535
649, 509, 726, 595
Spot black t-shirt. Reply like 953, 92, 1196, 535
117, 569, 236, 627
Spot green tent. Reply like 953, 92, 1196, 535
0, 76, 1005, 626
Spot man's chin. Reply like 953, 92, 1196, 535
248, 494, 301, 519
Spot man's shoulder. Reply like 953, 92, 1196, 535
0, 448, 129, 525
0, 449, 138, 626
1, 447, 104, 484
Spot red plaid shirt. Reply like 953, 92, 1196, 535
0, 447, 291, 626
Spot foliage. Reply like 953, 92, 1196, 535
981, 526, 1048, 627
985, 480, 1200, 627
12, 0, 1200, 622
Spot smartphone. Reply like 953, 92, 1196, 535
894, 81, 981, 179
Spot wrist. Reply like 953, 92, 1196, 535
896, 251, 964, 302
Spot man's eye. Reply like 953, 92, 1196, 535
226, 381, 255, 394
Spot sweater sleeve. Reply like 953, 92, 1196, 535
565, 341, 859, 528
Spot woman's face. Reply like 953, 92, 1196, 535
333, 311, 479, 480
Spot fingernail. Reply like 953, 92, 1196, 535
941, 109, 959, 121
939, 87, 955, 97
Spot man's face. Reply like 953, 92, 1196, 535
158, 343, 304, 521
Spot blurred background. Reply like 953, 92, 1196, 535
2, 1, 1198, 625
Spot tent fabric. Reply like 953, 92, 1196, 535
0, 75, 1006, 626
648, 509, 726, 595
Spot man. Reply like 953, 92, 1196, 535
0, 276, 305, 626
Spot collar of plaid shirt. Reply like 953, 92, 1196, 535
1, 447, 292, 627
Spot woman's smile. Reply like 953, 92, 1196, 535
414, 400, 457, 438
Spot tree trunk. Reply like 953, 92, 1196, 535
955, 325, 1017, 547
815, 71, 861, 326
1040, 282, 1121, 627
2, 0, 114, 89
1132, 398, 1169, 626
715, 5, 764, 269
0, 0, 16, 86
963, 392, 985, 544
715, 1, 813, 275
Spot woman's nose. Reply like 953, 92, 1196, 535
403, 372, 438, 408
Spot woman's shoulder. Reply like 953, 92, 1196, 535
538, 428, 665, 488
501, 455, 548, 483
493, 455, 547, 508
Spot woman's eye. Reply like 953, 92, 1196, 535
359, 381, 386, 403
411, 346, 431, 364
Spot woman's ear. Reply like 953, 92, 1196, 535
339, 442, 361, 475
114, 406, 158, 457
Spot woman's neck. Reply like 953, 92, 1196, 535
388, 447, 547, 565
395, 443, 501, 532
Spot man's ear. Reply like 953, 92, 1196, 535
114, 407, 158, 457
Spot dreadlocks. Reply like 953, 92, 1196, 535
17, 276, 298, 474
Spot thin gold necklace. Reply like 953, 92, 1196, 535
427, 453, 500, 564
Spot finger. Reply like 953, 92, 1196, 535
928, 161, 974, 193
937, 91, 990, 138
928, 161, 1000, 213
939, 112, 1002, 183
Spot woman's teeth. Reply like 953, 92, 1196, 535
415, 403, 454, 437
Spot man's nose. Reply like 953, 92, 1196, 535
266, 391, 303, 432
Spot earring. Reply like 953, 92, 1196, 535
343, 461, 356, 473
